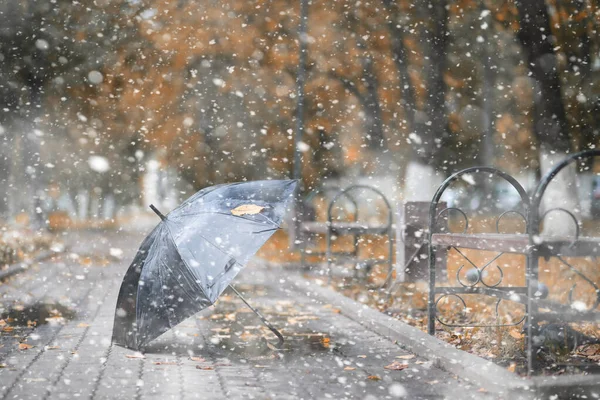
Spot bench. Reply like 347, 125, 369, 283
426, 149, 600, 374
292, 184, 394, 286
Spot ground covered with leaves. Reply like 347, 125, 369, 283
0, 227, 58, 267
305, 250, 600, 378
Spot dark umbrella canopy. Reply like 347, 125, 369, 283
112, 179, 298, 350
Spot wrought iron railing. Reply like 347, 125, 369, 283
428, 149, 600, 374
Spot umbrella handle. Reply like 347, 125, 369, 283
229, 285, 284, 348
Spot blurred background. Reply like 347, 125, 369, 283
0, 0, 599, 230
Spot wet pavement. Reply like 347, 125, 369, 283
0, 229, 490, 399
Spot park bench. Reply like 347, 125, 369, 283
292, 184, 394, 286
426, 149, 600, 374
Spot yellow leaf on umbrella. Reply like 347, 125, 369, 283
231, 204, 264, 216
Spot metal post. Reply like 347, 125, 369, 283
293, 0, 308, 182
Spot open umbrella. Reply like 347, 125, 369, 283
112, 179, 298, 351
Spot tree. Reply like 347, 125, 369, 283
402, 0, 450, 202
0, 0, 151, 222
516, 0, 579, 235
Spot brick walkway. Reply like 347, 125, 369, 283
0, 230, 489, 399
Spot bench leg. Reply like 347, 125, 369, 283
381, 227, 394, 290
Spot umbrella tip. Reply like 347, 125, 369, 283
149, 204, 167, 221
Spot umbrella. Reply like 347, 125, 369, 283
112, 179, 298, 351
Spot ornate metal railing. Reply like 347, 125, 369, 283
326, 184, 394, 287
427, 149, 600, 374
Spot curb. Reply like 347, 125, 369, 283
530, 374, 600, 398
0, 250, 58, 281
293, 277, 536, 399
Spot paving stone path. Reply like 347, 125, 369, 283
0, 230, 490, 399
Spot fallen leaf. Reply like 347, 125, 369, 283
153, 361, 177, 365
24, 378, 46, 383
211, 327, 230, 333
190, 357, 206, 362
18, 343, 33, 350
344, 366, 356, 371
395, 354, 415, 360
367, 375, 381, 381
231, 204, 264, 216
45, 346, 60, 350
77, 323, 90, 328
507, 363, 516, 373
478, 388, 487, 393
254, 365, 267, 368
508, 329, 524, 340
0, 319, 6, 326
196, 365, 214, 370
125, 353, 145, 359
578, 346, 600, 356
384, 361, 408, 371
357, 355, 367, 358
2, 326, 14, 332
224, 313, 237, 321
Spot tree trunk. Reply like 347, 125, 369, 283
363, 57, 386, 152
404, 0, 448, 202
0, 132, 9, 219
382, 0, 417, 132
516, 0, 578, 235
516, 0, 570, 152
480, 5, 495, 168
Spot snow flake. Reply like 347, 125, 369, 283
88, 156, 110, 173
87, 71, 104, 85
35, 39, 49, 50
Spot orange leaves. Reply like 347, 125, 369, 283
18, 343, 33, 350
384, 361, 409, 371
508, 329, 524, 340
